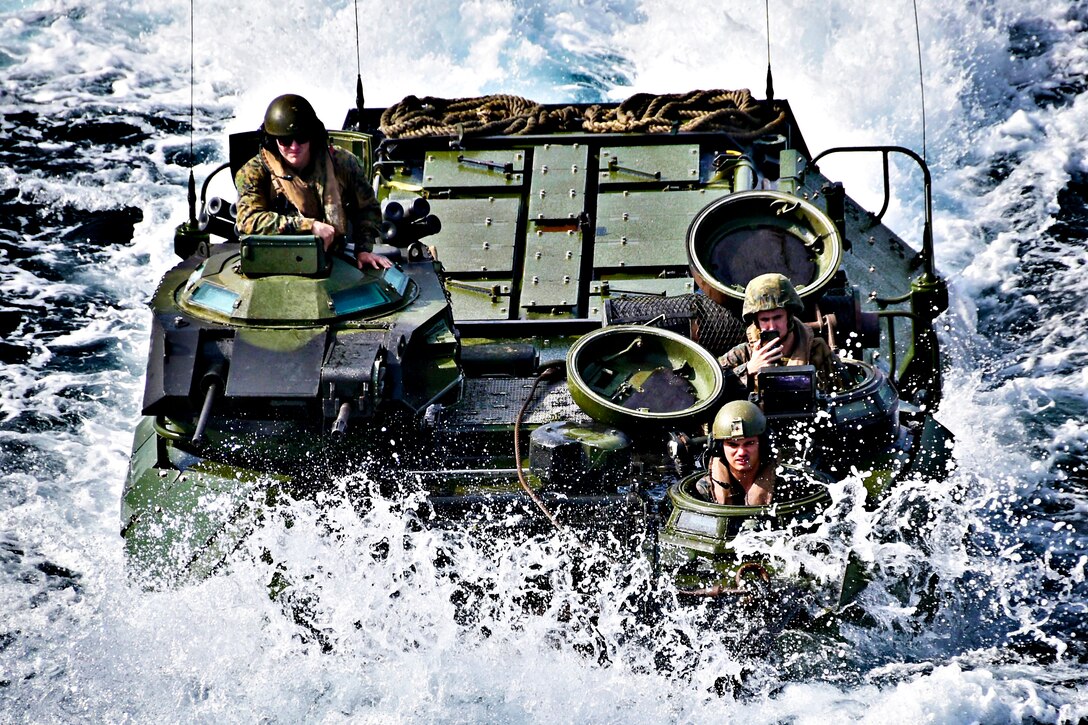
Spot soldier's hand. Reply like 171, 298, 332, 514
312, 221, 337, 250
356, 250, 393, 270
746, 336, 783, 375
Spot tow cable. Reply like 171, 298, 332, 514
513, 365, 563, 529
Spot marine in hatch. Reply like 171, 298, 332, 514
234, 93, 390, 270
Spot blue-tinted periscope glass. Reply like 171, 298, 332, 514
331, 283, 389, 315
383, 266, 409, 295
189, 283, 239, 314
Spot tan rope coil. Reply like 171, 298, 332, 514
379, 89, 785, 139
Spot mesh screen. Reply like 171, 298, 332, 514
602, 293, 747, 358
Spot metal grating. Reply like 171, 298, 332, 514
441, 377, 592, 428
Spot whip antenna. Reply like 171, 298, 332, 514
186, 0, 197, 226
354, 0, 365, 125
912, 0, 927, 161
764, 0, 774, 101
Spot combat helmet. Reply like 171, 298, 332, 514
712, 399, 767, 440
741, 273, 803, 323
262, 94, 324, 141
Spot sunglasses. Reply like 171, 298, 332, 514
275, 135, 308, 147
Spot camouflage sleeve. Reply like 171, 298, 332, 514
233, 156, 314, 236
694, 475, 713, 502
332, 148, 381, 253
718, 342, 752, 384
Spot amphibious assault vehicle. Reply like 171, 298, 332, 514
123, 89, 953, 598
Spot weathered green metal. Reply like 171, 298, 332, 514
125, 89, 954, 610
687, 189, 843, 307
660, 468, 832, 558
238, 234, 328, 277
529, 420, 632, 491
897, 272, 949, 408
122, 416, 286, 586
177, 247, 417, 325
566, 325, 724, 430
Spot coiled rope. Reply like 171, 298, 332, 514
380, 89, 785, 140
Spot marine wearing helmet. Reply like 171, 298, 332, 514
719, 273, 837, 391
234, 93, 390, 270
261, 94, 323, 142
695, 400, 775, 505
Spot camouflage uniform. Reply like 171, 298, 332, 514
718, 272, 839, 392
234, 145, 381, 252
718, 315, 837, 391
695, 460, 776, 505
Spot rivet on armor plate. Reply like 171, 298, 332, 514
621, 237, 627, 245
532, 276, 539, 284
566, 251, 573, 259
868, 236, 876, 245
535, 251, 542, 259
569, 189, 576, 198
539, 190, 546, 198
485, 217, 492, 225
622, 212, 629, 221
563, 276, 570, 284
482, 242, 490, 249
542, 165, 549, 173
868, 265, 876, 273
571, 165, 578, 173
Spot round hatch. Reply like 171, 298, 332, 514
567, 325, 723, 430
687, 190, 843, 306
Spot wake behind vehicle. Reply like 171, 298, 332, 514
122, 88, 953, 607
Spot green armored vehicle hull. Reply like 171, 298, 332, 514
123, 89, 953, 602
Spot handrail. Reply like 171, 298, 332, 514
810, 145, 935, 279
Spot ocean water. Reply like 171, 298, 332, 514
1, 0, 1087, 722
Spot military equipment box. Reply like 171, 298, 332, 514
239, 234, 327, 277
